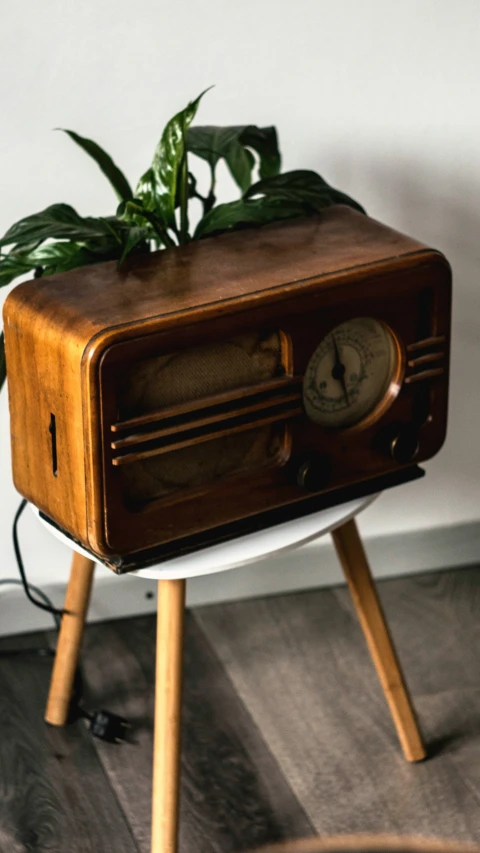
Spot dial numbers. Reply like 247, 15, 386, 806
303, 318, 399, 429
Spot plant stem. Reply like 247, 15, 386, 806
179, 127, 189, 245
209, 163, 216, 199
142, 210, 176, 248
100, 217, 123, 245
204, 164, 217, 216
123, 201, 176, 249
160, 228, 177, 248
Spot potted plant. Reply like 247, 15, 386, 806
0, 89, 364, 392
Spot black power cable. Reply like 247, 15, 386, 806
2, 499, 131, 743
0, 578, 59, 622
12, 499, 64, 622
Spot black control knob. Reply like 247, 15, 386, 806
296, 455, 330, 492
390, 429, 420, 464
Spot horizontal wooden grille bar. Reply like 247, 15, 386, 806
404, 367, 445, 384
407, 352, 445, 370
112, 375, 301, 434
110, 375, 303, 466
112, 391, 301, 451
405, 336, 446, 384
112, 403, 303, 466
407, 335, 446, 353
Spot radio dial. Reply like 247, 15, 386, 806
303, 317, 401, 430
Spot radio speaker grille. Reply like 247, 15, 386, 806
115, 331, 290, 506
118, 331, 284, 418
119, 426, 283, 505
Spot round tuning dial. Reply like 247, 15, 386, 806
303, 317, 401, 430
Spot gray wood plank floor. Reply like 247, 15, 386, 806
197, 565, 480, 840
2, 565, 480, 850
80, 612, 313, 852
0, 634, 139, 853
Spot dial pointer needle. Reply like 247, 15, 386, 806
331, 335, 349, 405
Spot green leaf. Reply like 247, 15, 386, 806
223, 140, 254, 193
0, 249, 36, 287
194, 165, 364, 239
0, 331, 5, 393
187, 124, 281, 192
26, 241, 110, 273
0, 204, 118, 250
120, 200, 175, 248
59, 129, 133, 202
0, 226, 140, 286
184, 171, 200, 203
238, 126, 281, 179
245, 170, 365, 214
138, 89, 211, 232
133, 168, 158, 213
187, 126, 246, 170
194, 196, 308, 239
118, 226, 151, 264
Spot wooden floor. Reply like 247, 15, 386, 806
2, 565, 480, 851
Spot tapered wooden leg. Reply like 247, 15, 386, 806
152, 578, 186, 853
45, 552, 95, 726
331, 518, 426, 762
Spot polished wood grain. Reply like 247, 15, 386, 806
2, 207, 451, 566
331, 519, 425, 762
3, 208, 431, 335
2, 290, 90, 546
152, 580, 185, 853
45, 553, 96, 726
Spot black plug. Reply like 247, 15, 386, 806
88, 710, 131, 744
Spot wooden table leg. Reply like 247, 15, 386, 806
45, 551, 96, 726
152, 578, 186, 853
331, 517, 426, 763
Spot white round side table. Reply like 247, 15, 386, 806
34, 494, 426, 853
33, 492, 377, 579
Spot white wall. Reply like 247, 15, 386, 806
1, 0, 480, 631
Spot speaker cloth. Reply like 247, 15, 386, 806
116, 331, 286, 505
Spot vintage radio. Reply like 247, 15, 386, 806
3, 206, 451, 571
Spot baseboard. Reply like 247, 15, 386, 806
1, 520, 479, 638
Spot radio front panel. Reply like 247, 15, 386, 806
94, 258, 450, 557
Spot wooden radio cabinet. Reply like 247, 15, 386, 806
3, 205, 451, 570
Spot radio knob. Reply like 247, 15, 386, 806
389, 429, 420, 464
296, 455, 330, 492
